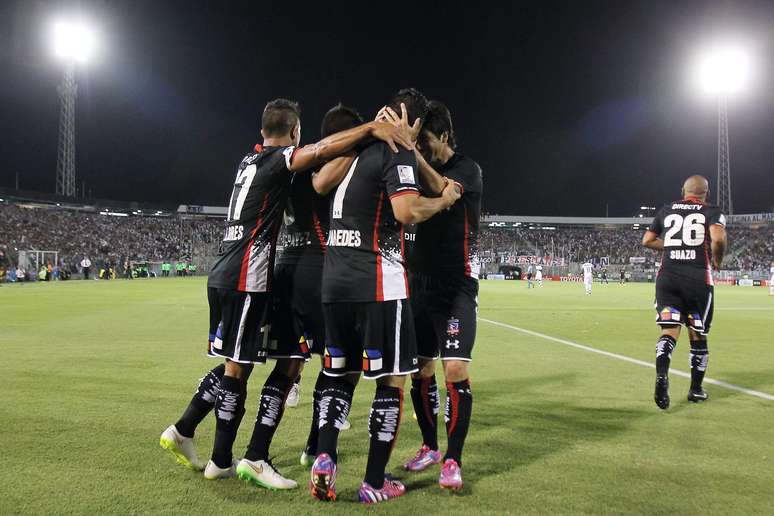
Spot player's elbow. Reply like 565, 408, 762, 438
393, 209, 417, 225
311, 176, 330, 196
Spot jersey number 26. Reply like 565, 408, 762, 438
663, 213, 705, 247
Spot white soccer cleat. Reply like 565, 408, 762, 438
159, 424, 204, 471
204, 459, 239, 480
236, 458, 298, 490
286, 382, 301, 408
341, 418, 351, 430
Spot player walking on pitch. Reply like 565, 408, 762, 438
526, 263, 534, 288
535, 264, 543, 286
642, 175, 726, 409
582, 261, 593, 295
769, 262, 774, 296
159, 99, 413, 487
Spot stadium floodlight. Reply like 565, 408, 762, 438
694, 43, 752, 97
52, 19, 98, 64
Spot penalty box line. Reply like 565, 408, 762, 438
479, 317, 774, 402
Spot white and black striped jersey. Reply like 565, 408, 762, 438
647, 197, 726, 286
208, 144, 298, 292
322, 142, 418, 303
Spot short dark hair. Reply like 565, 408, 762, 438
261, 98, 300, 137
423, 100, 456, 149
387, 88, 430, 127
320, 103, 364, 138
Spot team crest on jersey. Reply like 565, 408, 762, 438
660, 307, 681, 322
397, 165, 415, 184
324, 347, 346, 369
362, 349, 383, 371
447, 318, 460, 337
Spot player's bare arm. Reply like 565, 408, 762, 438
709, 224, 727, 270
391, 180, 460, 225
642, 230, 664, 251
289, 121, 413, 173
311, 154, 356, 195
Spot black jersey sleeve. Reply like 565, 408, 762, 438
383, 146, 420, 199
444, 157, 482, 194
707, 206, 727, 227
648, 207, 665, 234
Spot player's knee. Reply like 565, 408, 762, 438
273, 358, 304, 380
661, 326, 681, 340
443, 360, 469, 383
377, 374, 406, 389
412, 358, 435, 379
224, 359, 248, 379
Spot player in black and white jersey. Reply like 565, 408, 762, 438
268, 104, 365, 466
382, 100, 483, 490
160, 98, 414, 488
309, 89, 461, 504
643, 175, 727, 409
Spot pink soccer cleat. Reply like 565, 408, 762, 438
403, 445, 442, 472
309, 453, 337, 501
358, 474, 406, 504
439, 458, 463, 490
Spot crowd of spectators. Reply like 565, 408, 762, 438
479, 224, 773, 271
0, 203, 223, 278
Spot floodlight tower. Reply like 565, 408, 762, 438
52, 20, 97, 197
694, 43, 752, 215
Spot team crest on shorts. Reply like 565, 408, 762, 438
362, 349, 383, 372
324, 347, 346, 369
660, 307, 681, 322
447, 318, 460, 337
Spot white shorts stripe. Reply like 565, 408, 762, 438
233, 294, 252, 361
393, 299, 402, 374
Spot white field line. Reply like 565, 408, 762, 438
479, 317, 774, 402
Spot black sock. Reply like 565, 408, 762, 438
655, 335, 677, 377
444, 379, 472, 466
295, 374, 302, 385
364, 386, 403, 489
317, 376, 355, 463
175, 364, 226, 438
305, 372, 326, 455
211, 375, 244, 468
410, 375, 439, 450
689, 339, 709, 390
244, 369, 294, 461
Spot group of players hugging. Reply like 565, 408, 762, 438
159, 88, 482, 504
158, 87, 729, 504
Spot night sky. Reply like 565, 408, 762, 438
1, 0, 773, 216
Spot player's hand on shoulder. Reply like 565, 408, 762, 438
370, 121, 414, 153
441, 178, 461, 207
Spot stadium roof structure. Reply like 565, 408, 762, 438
483, 215, 653, 226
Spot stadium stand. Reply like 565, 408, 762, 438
1, 197, 772, 282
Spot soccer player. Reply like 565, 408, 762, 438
769, 262, 774, 296
619, 266, 626, 285
309, 89, 460, 504
601, 267, 608, 284
382, 100, 483, 491
269, 104, 365, 466
526, 263, 534, 288
642, 175, 727, 409
535, 263, 543, 286
160, 99, 413, 486
582, 261, 594, 294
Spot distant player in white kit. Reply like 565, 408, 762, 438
582, 261, 593, 295
769, 262, 774, 296
535, 264, 543, 287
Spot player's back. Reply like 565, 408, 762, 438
208, 144, 295, 292
322, 141, 418, 303
647, 198, 726, 285
276, 172, 328, 267
582, 263, 593, 276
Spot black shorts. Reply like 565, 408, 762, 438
207, 287, 271, 364
655, 270, 714, 335
322, 299, 418, 379
411, 273, 478, 362
266, 263, 325, 360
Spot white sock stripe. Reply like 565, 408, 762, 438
479, 317, 774, 402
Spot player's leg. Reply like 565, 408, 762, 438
357, 299, 416, 504
237, 357, 301, 489
687, 329, 709, 402
310, 303, 360, 502
404, 275, 443, 472
654, 325, 680, 409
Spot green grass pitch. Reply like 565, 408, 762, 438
2, 278, 773, 515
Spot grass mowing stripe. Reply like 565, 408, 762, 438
479, 316, 774, 402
